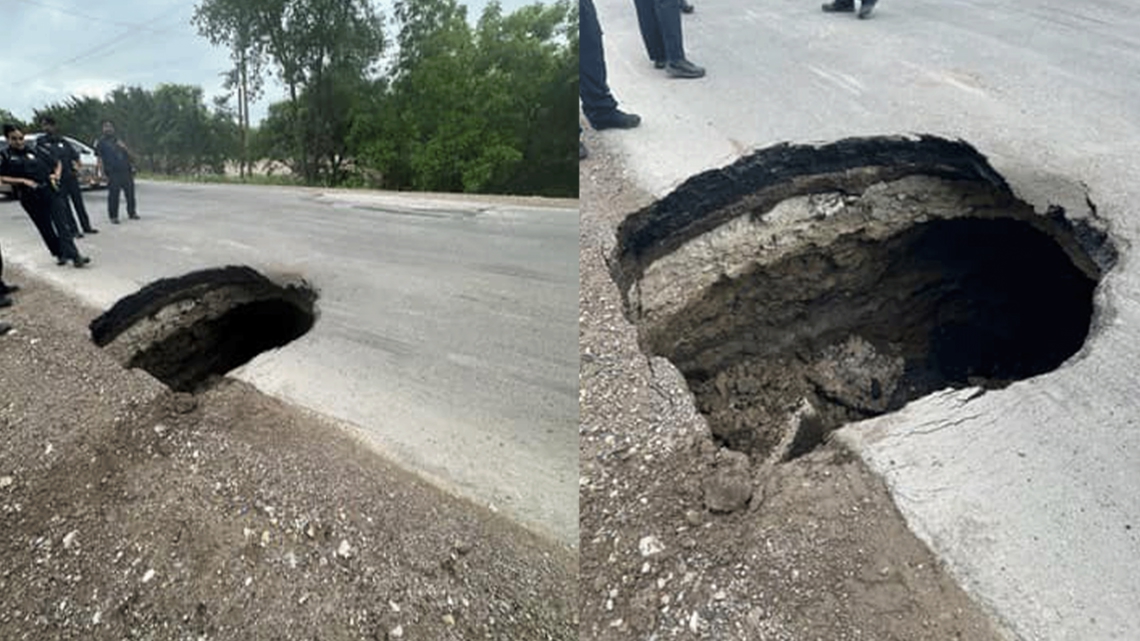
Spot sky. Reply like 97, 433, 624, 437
0, 0, 534, 126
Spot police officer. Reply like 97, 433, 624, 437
0, 124, 91, 267
580, 0, 641, 160
37, 116, 98, 237
633, 0, 705, 78
822, 0, 877, 19
94, 119, 139, 224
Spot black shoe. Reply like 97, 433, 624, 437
57, 257, 68, 266
83, 228, 99, 234
680, 0, 694, 13
73, 255, 91, 268
666, 59, 706, 79
0, 284, 18, 296
111, 218, 120, 224
653, 59, 666, 69
0, 322, 12, 336
580, 141, 588, 160
128, 214, 140, 220
75, 232, 84, 238
0, 296, 11, 309
857, 2, 876, 18
822, 1, 855, 11
589, 110, 642, 130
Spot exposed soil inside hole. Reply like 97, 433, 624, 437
613, 135, 1115, 461
89, 266, 318, 393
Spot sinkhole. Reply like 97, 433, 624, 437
90, 266, 318, 393
611, 135, 1117, 461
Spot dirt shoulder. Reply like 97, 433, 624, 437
0, 264, 576, 640
578, 130, 1008, 640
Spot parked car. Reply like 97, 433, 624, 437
1, 133, 107, 199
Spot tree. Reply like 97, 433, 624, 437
194, 0, 384, 184
192, 0, 267, 178
351, 0, 576, 195
0, 108, 28, 131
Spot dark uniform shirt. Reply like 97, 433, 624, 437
0, 144, 55, 198
95, 134, 131, 175
37, 133, 80, 177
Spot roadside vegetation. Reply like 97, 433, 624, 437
1, 0, 578, 197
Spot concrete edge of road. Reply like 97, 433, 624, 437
135, 177, 580, 212
228, 368, 577, 552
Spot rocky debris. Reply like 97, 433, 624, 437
336, 539, 353, 559
0, 475, 13, 489
807, 335, 904, 414
0, 268, 577, 641
702, 449, 754, 513
638, 535, 665, 557
170, 393, 198, 414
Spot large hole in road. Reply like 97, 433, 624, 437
611, 135, 1117, 461
90, 266, 318, 393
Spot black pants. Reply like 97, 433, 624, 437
107, 170, 136, 220
19, 187, 80, 260
580, 0, 620, 123
633, 0, 686, 64
60, 173, 93, 233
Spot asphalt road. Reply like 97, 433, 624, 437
590, 0, 1140, 638
0, 182, 579, 547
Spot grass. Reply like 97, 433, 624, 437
136, 172, 302, 187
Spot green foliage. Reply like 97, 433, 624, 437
350, 0, 578, 196
23, 0, 577, 196
0, 108, 29, 131
30, 85, 240, 176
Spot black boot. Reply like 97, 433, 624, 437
822, 1, 855, 11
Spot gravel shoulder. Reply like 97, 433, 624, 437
578, 130, 1010, 640
0, 264, 576, 640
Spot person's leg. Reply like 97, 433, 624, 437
652, 0, 705, 77
632, 0, 666, 66
58, 187, 82, 236
107, 173, 122, 222
580, 0, 619, 120
20, 192, 60, 258
857, 0, 877, 18
45, 194, 85, 265
653, 0, 685, 63
65, 175, 95, 232
124, 174, 138, 218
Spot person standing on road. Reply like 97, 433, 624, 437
94, 119, 139, 224
580, 0, 642, 160
822, 0, 877, 19
632, 0, 705, 78
0, 124, 91, 268
37, 116, 98, 237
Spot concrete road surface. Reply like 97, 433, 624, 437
0, 182, 579, 547
589, 0, 1140, 638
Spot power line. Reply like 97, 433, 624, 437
12, 6, 187, 86
12, 0, 178, 34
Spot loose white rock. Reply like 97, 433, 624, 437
141, 569, 155, 583
638, 535, 665, 557
337, 539, 353, 558
62, 530, 79, 550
